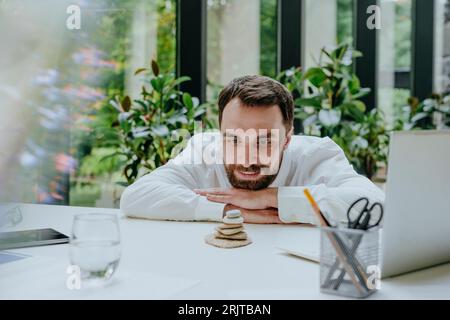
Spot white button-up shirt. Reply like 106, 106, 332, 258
120, 132, 384, 225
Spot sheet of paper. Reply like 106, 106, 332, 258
275, 246, 320, 263
274, 226, 320, 263
0, 255, 199, 299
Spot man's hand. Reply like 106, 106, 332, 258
193, 187, 278, 210
223, 204, 284, 224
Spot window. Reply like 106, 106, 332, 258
435, 0, 450, 94
206, 0, 277, 101
0, 0, 176, 207
378, 0, 412, 127
303, 0, 354, 69
337, 0, 354, 44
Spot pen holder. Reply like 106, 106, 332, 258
319, 226, 380, 299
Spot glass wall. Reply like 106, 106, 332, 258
435, 0, 450, 94
303, 0, 353, 70
206, 0, 277, 102
0, 0, 176, 207
378, 0, 412, 127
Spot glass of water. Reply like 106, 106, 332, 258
69, 213, 121, 284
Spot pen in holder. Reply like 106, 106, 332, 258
319, 226, 380, 298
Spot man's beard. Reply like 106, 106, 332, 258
224, 164, 278, 190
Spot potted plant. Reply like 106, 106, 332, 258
278, 43, 389, 180
95, 60, 212, 186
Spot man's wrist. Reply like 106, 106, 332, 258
265, 188, 278, 208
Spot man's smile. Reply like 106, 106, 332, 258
235, 168, 261, 180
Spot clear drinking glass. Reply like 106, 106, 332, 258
69, 213, 121, 283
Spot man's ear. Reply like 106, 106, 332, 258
283, 127, 293, 150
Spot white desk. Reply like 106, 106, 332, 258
1, 203, 450, 299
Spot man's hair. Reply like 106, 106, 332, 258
217, 75, 294, 129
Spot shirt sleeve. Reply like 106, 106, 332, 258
120, 135, 226, 222
277, 137, 385, 225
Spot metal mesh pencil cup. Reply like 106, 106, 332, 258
319, 226, 380, 298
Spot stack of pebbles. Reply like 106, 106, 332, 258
205, 210, 252, 248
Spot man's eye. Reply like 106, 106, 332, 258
225, 137, 239, 144
258, 139, 271, 145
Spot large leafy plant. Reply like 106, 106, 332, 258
395, 93, 450, 130
278, 43, 389, 180
295, 43, 370, 136
97, 60, 210, 185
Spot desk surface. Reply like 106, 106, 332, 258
1, 203, 450, 299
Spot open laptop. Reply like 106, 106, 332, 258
380, 130, 450, 278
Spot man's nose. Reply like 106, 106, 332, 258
243, 143, 258, 167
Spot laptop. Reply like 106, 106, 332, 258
380, 130, 450, 278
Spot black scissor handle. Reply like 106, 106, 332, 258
365, 202, 383, 229
347, 197, 383, 229
347, 197, 369, 228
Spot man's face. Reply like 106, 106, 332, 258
220, 98, 292, 190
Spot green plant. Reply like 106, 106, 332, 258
278, 43, 388, 180
97, 60, 211, 185
333, 109, 389, 180
395, 94, 450, 130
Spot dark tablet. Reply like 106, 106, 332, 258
0, 228, 69, 250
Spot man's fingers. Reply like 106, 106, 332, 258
206, 194, 232, 203
193, 189, 208, 195
194, 188, 232, 196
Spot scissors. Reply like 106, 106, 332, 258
347, 197, 383, 230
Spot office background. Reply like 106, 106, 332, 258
0, 0, 449, 209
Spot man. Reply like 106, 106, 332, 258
120, 75, 384, 224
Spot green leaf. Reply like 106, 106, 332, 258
352, 88, 371, 99
318, 109, 341, 126
353, 100, 366, 112
411, 112, 429, 123
352, 50, 363, 58
170, 76, 191, 88
110, 99, 121, 112
341, 102, 365, 121
167, 114, 188, 125
193, 108, 206, 118
134, 68, 148, 75
301, 67, 327, 87
121, 96, 131, 112
132, 127, 151, 138
150, 78, 162, 92
134, 99, 148, 112
348, 74, 361, 93
295, 97, 322, 108
151, 125, 169, 136
100, 152, 127, 162
183, 93, 193, 110
151, 60, 160, 76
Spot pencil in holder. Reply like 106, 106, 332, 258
319, 226, 380, 298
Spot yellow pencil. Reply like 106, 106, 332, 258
303, 188, 331, 227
